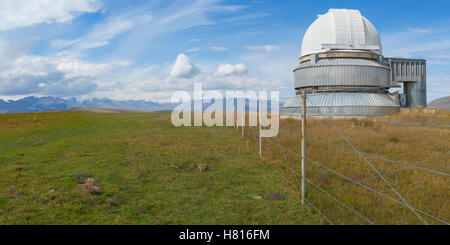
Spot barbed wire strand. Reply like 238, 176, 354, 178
326, 151, 450, 192
304, 198, 335, 225
255, 127, 362, 225
305, 177, 374, 225
325, 117, 429, 225
306, 157, 449, 225
335, 119, 450, 128
243, 97, 447, 225
301, 93, 427, 224
263, 136, 448, 225
259, 155, 335, 225
274, 157, 374, 224
277, 128, 450, 177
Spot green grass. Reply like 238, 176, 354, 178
0, 112, 321, 225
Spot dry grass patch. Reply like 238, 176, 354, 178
243, 110, 449, 224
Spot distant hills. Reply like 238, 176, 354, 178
0, 96, 177, 113
8, 95, 448, 113
0, 96, 284, 113
428, 96, 450, 111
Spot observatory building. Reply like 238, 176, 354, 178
283, 9, 427, 117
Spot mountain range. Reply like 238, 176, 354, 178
0, 96, 177, 113
0, 96, 282, 113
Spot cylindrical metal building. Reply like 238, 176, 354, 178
283, 9, 400, 117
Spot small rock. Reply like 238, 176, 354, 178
251, 194, 262, 200
78, 177, 102, 194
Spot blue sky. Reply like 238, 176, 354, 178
0, 0, 449, 102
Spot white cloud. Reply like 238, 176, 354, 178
0, 54, 107, 96
0, 40, 28, 70
78, 17, 136, 50
223, 12, 270, 22
157, 1, 243, 30
0, 0, 102, 31
170, 53, 200, 78
0, 0, 294, 102
99, 73, 285, 103
187, 48, 201, 53
210, 46, 228, 51
246, 45, 281, 53
56, 59, 111, 78
214, 64, 247, 77
80, 56, 286, 102
408, 28, 433, 34
199, 73, 286, 92
53, 12, 152, 52
51, 0, 241, 56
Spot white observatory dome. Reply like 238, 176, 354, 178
301, 9, 382, 57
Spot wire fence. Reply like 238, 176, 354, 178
233, 96, 450, 225
335, 119, 450, 128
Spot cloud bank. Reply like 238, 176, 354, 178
0, 0, 102, 31
214, 64, 247, 76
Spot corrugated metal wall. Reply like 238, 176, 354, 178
294, 58, 391, 88
284, 92, 399, 107
282, 106, 399, 117
282, 92, 400, 116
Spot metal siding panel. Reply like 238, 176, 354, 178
282, 92, 399, 108
294, 60, 390, 88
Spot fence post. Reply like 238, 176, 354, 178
259, 98, 262, 158
301, 90, 307, 205
234, 98, 237, 130
242, 97, 245, 137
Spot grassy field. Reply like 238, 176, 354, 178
1, 109, 448, 225
0, 112, 321, 225
244, 109, 450, 225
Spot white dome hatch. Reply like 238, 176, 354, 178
301, 9, 382, 57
